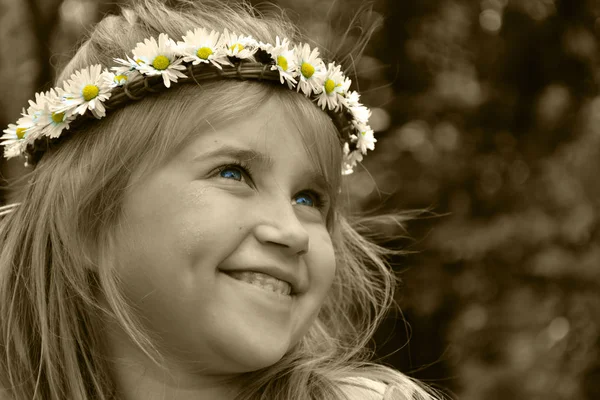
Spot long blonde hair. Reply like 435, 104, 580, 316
0, 1, 441, 399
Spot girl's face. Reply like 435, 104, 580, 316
111, 96, 337, 374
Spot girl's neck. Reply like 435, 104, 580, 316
110, 359, 240, 400
102, 316, 242, 400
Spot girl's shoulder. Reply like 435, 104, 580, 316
337, 376, 410, 400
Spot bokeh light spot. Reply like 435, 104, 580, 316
480, 9, 502, 33
548, 317, 570, 342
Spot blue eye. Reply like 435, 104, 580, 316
219, 166, 243, 181
293, 191, 321, 208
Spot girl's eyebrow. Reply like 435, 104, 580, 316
192, 144, 332, 193
192, 144, 274, 169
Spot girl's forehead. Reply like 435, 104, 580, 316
185, 98, 320, 169
174, 93, 341, 193
126, 84, 341, 192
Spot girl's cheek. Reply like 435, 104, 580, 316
308, 229, 337, 288
174, 187, 243, 261
182, 185, 210, 209
178, 217, 207, 256
153, 185, 210, 256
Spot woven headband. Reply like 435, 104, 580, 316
1, 29, 376, 174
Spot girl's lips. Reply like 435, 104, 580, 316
224, 270, 292, 296
220, 272, 295, 309
218, 265, 303, 294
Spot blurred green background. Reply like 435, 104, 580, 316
1, 0, 599, 399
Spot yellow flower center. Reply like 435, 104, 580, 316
115, 74, 128, 83
230, 43, 245, 53
82, 85, 99, 101
324, 79, 335, 94
152, 55, 170, 70
197, 47, 213, 60
301, 62, 315, 79
277, 55, 288, 71
16, 127, 26, 139
51, 112, 65, 124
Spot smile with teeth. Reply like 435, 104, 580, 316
226, 271, 292, 296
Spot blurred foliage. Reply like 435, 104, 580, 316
1, 0, 600, 399
353, 1, 600, 399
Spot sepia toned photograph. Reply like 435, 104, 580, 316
0, 0, 598, 399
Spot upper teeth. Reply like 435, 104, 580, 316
226, 271, 292, 296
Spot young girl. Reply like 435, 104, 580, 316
0, 1, 442, 399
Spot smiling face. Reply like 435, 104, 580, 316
109, 93, 340, 375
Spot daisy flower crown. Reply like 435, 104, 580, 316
1, 29, 376, 175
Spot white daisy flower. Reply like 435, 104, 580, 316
112, 56, 141, 77
61, 65, 113, 118
22, 89, 64, 139
1, 117, 31, 147
340, 76, 352, 95
348, 149, 364, 163
316, 63, 349, 111
37, 106, 75, 139
111, 55, 141, 86
344, 90, 361, 108
104, 71, 130, 88
2, 139, 27, 159
2, 102, 44, 158
36, 111, 72, 139
18, 89, 73, 140
342, 142, 364, 175
107, 56, 141, 87
177, 28, 230, 69
294, 43, 326, 96
266, 36, 297, 89
1, 123, 25, 144
350, 104, 372, 125
26, 90, 56, 115
353, 125, 377, 154
132, 33, 187, 88
113, 55, 141, 74
221, 29, 258, 59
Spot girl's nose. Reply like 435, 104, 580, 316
252, 201, 310, 256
